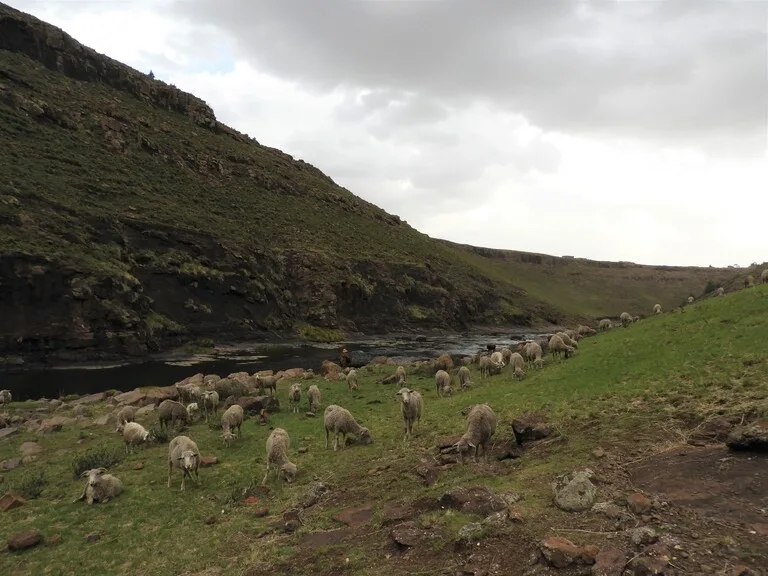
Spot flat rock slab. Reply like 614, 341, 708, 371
70, 393, 105, 405
0, 427, 19, 439
0, 457, 21, 471
8, 529, 42, 551
332, 505, 374, 528
299, 528, 352, 549
20, 442, 43, 457
0, 492, 26, 512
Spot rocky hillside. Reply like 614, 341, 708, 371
0, 3, 741, 363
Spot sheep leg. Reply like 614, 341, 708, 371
168, 462, 173, 488
333, 432, 339, 452
325, 428, 330, 450
193, 465, 199, 485
73, 488, 86, 503
261, 462, 271, 486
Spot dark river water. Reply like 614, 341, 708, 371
0, 332, 547, 401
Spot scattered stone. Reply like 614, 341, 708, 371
114, 390, 146, 406
726, 421, 768, 451
439, 486, 511, 516
133, 462, 144, 470
47, 534, 63, 546
73, 404, 92, 417
539, 537, 582, 568
21, 455, 38, 464
200, 456, 218, 467
592, 547, 627, 576
135, 404, 155, 416
297, 446, 308, 454
203, 516, 216, 525
20, 441, 43, 457
92, 415, 111, 426
8, 529, 43, 551
0, 457, 21, 471
628, 493, 652, 514
415, 465, 438, 486
592, 502, 633, 523
0, 492, 26, 511
390, 521, 434, 548
699, 565, 715, 574
457, 522, 483, 542
482, 510, 510, 528
435, 434, 462, 452
37, 416, 74, 434
730, 565, 759, 576
592, 447, 606, 459
581, 545, 599, 564
304, 412, 315, 418
86, 532, 101, 543
630, 527, 658, 547
253, 507, 269, 518
381, 502, 411, 525
552, 469, 597, 512
630, 556, 667, 575
300, 481, 328, 508
0, 427, 19, 439
283, 508, 303, 530
70, 393, 105, 406
512, 412, 553, 445
332, 506, 373, 529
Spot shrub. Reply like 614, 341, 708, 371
14, 470, 46, 499
149, 425, 169, 444
71, 448, 124, 479
207, 413, 222, 431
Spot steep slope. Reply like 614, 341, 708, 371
0, 4, 741, 363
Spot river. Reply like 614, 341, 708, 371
0, 332, 548, 401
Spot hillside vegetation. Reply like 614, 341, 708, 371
1, 283, 766, 574
0, 3, 741, 364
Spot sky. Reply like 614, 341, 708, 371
9, 0, 768, 267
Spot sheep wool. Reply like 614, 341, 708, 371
262, 427, 297, 485
453, 404, 497, 463
324, 404, 372, 451
168, 435, 200, 491
396, 387, 423, 441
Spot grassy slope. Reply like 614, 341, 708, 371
1, 285, 766, 574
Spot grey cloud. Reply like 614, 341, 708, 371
173, 0, 768, 152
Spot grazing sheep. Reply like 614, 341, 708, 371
74, 468, 123, 505
115, 405, 136, 432
175, 382, 202, 406
653, 303, 662, 314
395, 365, 406, 383
513, 366, 526, 381
715, 287, 725, 296
745, 275, 755, 288
500, 347, 513, 365
453, 403, 497, 464
0, 389, 11, 406
508, 352, 525, 372
254, 374, 279, 397
761, 269, 768, 284
548, 334, 574, 361
598, 318, 612, 331
346, 369, 359, 391
557, 332, 579, 349
434, 353, 454, 372
457, 366, 472, 390
523, 341, 544, 369
168, 435, 200, 491
489, 351, 505, 366
577, 325, 596, 336
435, 369, 451, 397
619, 312, 633, 327
186, 402, 200, 423
158, 400, 188, 430
262, 427, 297, 485
288, 383, 301, 413
221, 404, 244, 447
307, 384, 321, 413
396, 387, 423, 440
687, 296, 695, 304
123, 421, 151, 454
324, 404, 372, 451
478, 356, 503, 378
201, 390, 219, 422
564, 329, 581, 341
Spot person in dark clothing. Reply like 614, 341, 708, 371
339, 348, 351, 368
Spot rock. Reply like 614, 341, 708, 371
144, 386, 179, 404
630, 527, 658, 547
92, 415, 111, 426
133, 462, 144, 470
200, 456, 218, 467
300, 481, 328, 508
592, 447, 606, 458
332, 505, 373, 529
298, 446, 308, 453
482, 510, 510, 527
439, 486, 509, 516
592, 547, 627, 576
390, 521, 435, 548
203, 516, 216, 525
512, 412, 553, 445
539, 537, 582, 568
415, 465, 438, 486
592, 502, 633, 523
253, 507, 269, 518
70, 392, 105, 406
0, 457, 21, 470
37, 416, 73, 434
552, 469, 597, 512
21, 455, 37, 464
726, 421, 768, 451
729, 566, 759, 576
8, 529, 43, 551
630, 556, 667, 575
691, 417, 734, 442
627, 493, 652, 514
234, 395, 279, 414
581, 545, 599, 564
20, 441, 43, 457
86, 532, 101, 543
457, 522, 483, 542
135, 404, 155, 416
304, 412, 315, 418
47, 534, 63, 546
381, 502, 411, 524
114, 390, 146, 406
0, 492, 27, 511
73, 404, 92, 417
435, 434, 462, 451
0, 427, 18, 439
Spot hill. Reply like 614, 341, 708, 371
0, 3, 741, 364
0, 269, 766, 574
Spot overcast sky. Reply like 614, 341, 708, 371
10, 0, 768, 267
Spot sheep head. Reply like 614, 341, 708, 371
177, 449, 199, 471
222, 431, 236, 447
82, 467, 108, 486
280, 462, 297, 483
396, 387, 412, 404
358, 427, 373, 445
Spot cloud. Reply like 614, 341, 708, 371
7, 0, 768, 268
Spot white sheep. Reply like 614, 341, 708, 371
167, 435, 200, 491
453, 403, 497, 464
478, 356, 503, 378
324, 404, 372, 451
346, 369, 359, 391
186, 402, 200, 422
157, 399, 188, 430
175, 382, 202, 406
262, 427, 297, 485
435, 369, 451, 397
500, 347, 512, 365
115, 405, 136, 432
653, 303, 662, 314
396, 387, 423, 441
221, 404, 244, 447
557, 332, 579, 349
761, 269, 768, 284
715, 287, 725, 297
548, 334, 574, 361
598, 319, 612, 331
123, 421, 151, 454
288, 383, 301, 413
577, 325, 596, 336
512, 366, 525, 381
307, 384, 321, 413
201, 390, 219, 422
687, 296, 695, 304
523, 341, 543, 369
254, 373, 279, 396
508, 352, 525, 372
73, 468, 123, 505
457, 366, 472, 390
395, 365, 406, 384
0, 389, 11, 406
619, 312, 633, 327
489, 351, 504, 366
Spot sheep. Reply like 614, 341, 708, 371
254, 374, 278, 396
523, 341, 544, 369
715, 287, 725, 296
175, 382, 202, 406
442, 382, 453, 397
261, 427, 297, 485
396, 387, 423, 441
744, 275, 754, 288
598, 318, 612, 331
346, 369, 359, 391
167, 435, 200, 491
557, 332, 579, 350
564, 329, 581, 341
500, 347, 513, 365
186, 402, 200, 423
123, 421, 151, 454
457, 366, 472, 390
478, 355, 503, 378
653, 303, 662, 315
548, 334, 574, 360
489, 351, 505, 366
452, 403, 497, 464
115, 405, 136, 432
762, 269, 768, 284
687, 296, 695, 304
221, 404, 244, 447
508, 352, 525, 372
307, 384, 321, 413
435, 369, 451, 397
158, 399, 188, 430
577, 325, 597, 336
395, 365, 406, 383
512, 366, 526, 381
73, 468, 123, 505
0, 389, 11, 406
619, 312, 633, 327
324, 404, 372, 451
288, 383, 302, 413
201, 390, 219, 422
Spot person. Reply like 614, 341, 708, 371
339, 348, 351, 368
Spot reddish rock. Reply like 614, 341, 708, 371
581, 544, 600, 564
381, 502, 411, 524
628, 493, 652, 514
253, 507, 269, 518
438, 486, 508, 517
144, 386, 179, 404
133, 462, 144, 470
244, 496, 259, 504
47, 534, 63, 546
114, 390, 146, 406
540, 537, 582, 568
631, 556, 668, 575
70, 392, 105, 405
0, 492, 26, 512
332, 505, 374, 528
200, 456, 218, 467
37, 416, 73, 434
8, 529, 42, 551
593, 547, 627, 576
19, 442, 43, 457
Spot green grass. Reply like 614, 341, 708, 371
1, 285, 767, 574
296, 324, 344, 343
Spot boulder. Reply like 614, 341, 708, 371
114, 390, 146, 406
70, 392, 105, 406
0, 493, 26, 512
512, 412, 553, 445
726, 421, 768, 451
552, 469, 597, 512
8, 529, 42, 551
